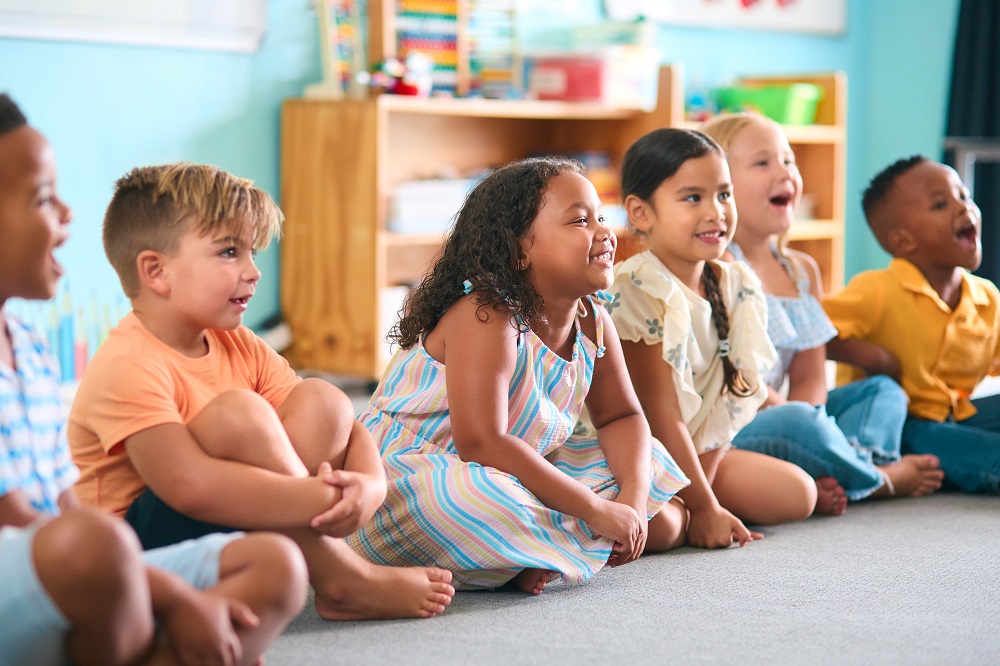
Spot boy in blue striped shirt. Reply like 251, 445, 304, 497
0, 93, 307, 666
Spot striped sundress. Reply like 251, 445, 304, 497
347, 296, 688, 590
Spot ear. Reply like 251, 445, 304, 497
517, 235, 533, 271
887, 226, 916, 257
624, 194, 652, 233
136, 249, 171, 297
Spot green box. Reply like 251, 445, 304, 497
714, 83, 823, 125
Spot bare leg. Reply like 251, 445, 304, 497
207, 534, 307, 665
712, 448, 817, 525
645, 497, 688, 553
872, 454, 944, 498
188, 387, 455, 620
814, 476, 848, 516
33, 508, 155, 666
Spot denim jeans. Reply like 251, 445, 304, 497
733, 375, 908, 500
901, 393, 1000, 494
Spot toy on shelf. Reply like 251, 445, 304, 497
368, 51, 434, 96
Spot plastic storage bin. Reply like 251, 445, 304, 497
526, 46, 660, 110
714, 83, 823, 125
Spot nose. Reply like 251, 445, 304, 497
58, 196, 72, 225
244, 253, 262, 283
597, 217, 615, 244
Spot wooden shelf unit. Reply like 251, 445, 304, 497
279, 65, 846, 378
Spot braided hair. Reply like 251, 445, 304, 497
622, 127, 754, 397
700, 263, 753, 397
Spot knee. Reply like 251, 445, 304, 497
294, 378, 355, 423
785, 466, 819, 522
203, 389, 282, 442
36, 508, 143, 595
225, 533, 308, 616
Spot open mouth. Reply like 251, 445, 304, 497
770, 194, 792, 208
956, 221, 979, 248
591, 249, 614, 263
231, 296, 250, 306
695, 229, 726, 240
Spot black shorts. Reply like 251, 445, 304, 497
125, 487, 238, 550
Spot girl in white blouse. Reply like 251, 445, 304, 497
610, 128, 816, 549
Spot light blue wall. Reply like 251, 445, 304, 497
0, 2, 322, 333
0, 0, 961, 342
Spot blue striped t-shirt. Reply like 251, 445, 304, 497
0, 312, 79, 515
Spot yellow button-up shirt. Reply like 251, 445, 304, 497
823, 258, 1000, 422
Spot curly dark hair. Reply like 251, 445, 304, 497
0, 93, 27, 135
391, 156, 585, 349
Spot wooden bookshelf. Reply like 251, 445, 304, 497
279, 65, 846, 378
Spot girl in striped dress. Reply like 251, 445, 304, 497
347, 157, 689, 593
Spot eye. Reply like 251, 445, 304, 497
931, 200, 947, 210
597, 216, 606, 225
220, 246, 238, 258
684, 193, 701, 203
718, 191, 732, 202
754, 159, 768, 167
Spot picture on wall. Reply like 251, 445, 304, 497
604, 0, 846, 35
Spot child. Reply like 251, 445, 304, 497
611, 128, 818, 549
68, 163, 455, 619
0, 93, 306, 665
346, 156, 690, 594
823, 155, 1000, 494
702, 113, 943, 510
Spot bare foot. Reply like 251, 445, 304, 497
514, 568, 557, 596
874, 454, 944, 498
814, 476, 847, 516
314, 564, 455, 620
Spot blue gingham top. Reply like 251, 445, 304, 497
729, 243, 837, 389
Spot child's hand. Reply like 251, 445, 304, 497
587, 500, 643, 562
161, 589, 258, 666
687, 504, 762, 549
310, 462, 386, 537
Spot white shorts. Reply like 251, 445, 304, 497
0, 524, 242, 666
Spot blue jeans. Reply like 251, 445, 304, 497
733, 376, 908, 500
901, 393, 1000, 494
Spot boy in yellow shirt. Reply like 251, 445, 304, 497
823, 155, 1000, 494
69, 163, 454, 619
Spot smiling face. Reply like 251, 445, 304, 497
725, 118, 802, 243
521, 170, 616, 302
627, 152, 736, 282
0, 126, 72, 304
159, 221, 262, 337
887, 161, 981, 273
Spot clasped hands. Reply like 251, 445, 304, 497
308, 461, 387, 538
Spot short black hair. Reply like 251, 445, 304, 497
862, 155, 927, 221
0, 93, 27, 135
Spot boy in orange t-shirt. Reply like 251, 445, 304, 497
70, 163, 454, 619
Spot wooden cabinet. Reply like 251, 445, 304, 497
279, 65, 845, 378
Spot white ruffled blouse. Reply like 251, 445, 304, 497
608, 251, 777, 453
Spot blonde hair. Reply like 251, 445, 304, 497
701, 112, 795, 260
103, 163, 283, 297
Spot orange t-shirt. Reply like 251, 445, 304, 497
69, 312, 300, 516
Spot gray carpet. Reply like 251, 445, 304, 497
267, 493, 999, 665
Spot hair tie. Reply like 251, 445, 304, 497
462, 279, 473, 295
718, 338, 732, 358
